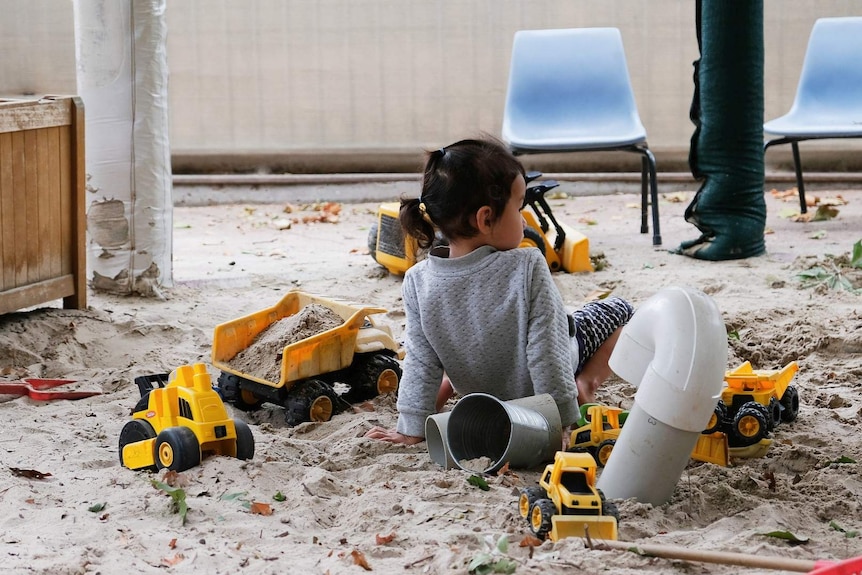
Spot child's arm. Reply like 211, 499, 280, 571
524, 258, 580, 426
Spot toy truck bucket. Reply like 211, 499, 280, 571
724, 360, 798, 399
549, 514, 619, 542
692, 432, 729, 467
212, 291, 387, 389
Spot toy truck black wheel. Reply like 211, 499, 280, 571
118, 420, 157, 470
285, 379, 338, 426
518, 486, 545, 519
529, 498, 556, 540
732, 402, 769, 446
780, 385, 800, 423
234, 419, 255, 461
155, 427, 201, 472
217, 372, 264, 412
597, 487, 621, 520
596, 439, 616, 467
601, 499, 620, 521
767, 398, 782, 431
345, 353, 402, 403
703, 401, 728, 434
520, 227, 547, 257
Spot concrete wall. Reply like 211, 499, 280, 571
2, 1, 861, 173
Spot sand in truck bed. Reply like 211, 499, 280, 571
225, 303, 344, 383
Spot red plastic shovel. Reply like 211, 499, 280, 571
0, 378, 101, 401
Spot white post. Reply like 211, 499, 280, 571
73, 0, 173, 296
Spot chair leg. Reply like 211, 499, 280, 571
642, 147, 661, 246
790, 141, 807, 213
640, 156, 649, 234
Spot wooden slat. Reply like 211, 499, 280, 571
0, 276, 75, 316
40, 127, 63, 280
0, 132, 12, 291
24, 129, 39, 285
65, 96, 86, 310
59, 125, 71, 278
0, 99, 72, 134
11, 131, 26, 287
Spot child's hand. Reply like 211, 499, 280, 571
364, 426, 424, 445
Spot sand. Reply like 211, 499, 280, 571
0, 185, 860, 575
224, 303, 345, 384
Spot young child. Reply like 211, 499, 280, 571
364, 137, 633, 445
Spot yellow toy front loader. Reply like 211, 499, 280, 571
119, 363, 255, 472
518, 451, 619, 542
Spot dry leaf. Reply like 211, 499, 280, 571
770, 188, 798, 200
662, 192, 688, 203
793, 205, 839, 222
496, 461, 511, 476
9, 467, 52, 480
168, 538, 177, 549
820, 195, 848, 206
375, 532, 396, 545
519, 534, 543, 547
350, 549, 372, 571
162, 470, 190, 488
160, 553, 184, 567
250, 502, 273, 516
584, 289, 612, 301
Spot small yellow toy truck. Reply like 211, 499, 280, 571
119, 363, 255, 472
568, 404, 625, 467
703, 361, 799, 448
212, 291, 403, 426
518, 451, 619, 541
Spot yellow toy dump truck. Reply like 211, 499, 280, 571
119, 363, 255, 472
518, 451, 619, 542
212, 291, 403, 426
367, 172, 592, 275
703, 361, 799, 448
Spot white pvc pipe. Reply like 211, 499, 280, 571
597, 286, 727, 505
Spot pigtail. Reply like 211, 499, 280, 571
399, 197, 436, 250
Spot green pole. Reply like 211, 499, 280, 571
677, 0, 766, 260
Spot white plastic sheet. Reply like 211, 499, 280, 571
74, 0, 172, 295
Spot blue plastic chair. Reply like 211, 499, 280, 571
764, 17, 862, 214
502, 28, 660, 246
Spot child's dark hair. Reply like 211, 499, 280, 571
400, 137, 526, 249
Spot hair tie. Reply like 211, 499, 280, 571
438, 148, 446, 156
418, 201, 428, 215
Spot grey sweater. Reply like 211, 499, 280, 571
396, 245, 579, 437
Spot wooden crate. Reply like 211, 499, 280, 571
0, 96, 86, 314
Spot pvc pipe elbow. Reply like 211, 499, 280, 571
609, 285, 727, 432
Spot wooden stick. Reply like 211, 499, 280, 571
589, 539, 818, 573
